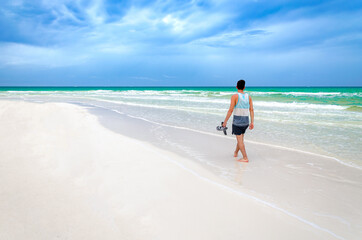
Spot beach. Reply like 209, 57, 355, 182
1, 87, 361, 166
1, 0, 361, 238
0, 99, 361, 240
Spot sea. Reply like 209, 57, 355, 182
1, 86, 361, 168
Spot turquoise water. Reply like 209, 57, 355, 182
1, 86, 361, 109
1, 87, 361, 167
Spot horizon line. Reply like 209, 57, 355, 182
0, 85, 361, 88
0, 85, 362, 88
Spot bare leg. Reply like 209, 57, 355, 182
234, 144, 240, 157
236, 134, 248, 162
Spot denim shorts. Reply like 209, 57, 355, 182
232, 124, 249, 135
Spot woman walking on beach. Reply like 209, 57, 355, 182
222, 80, 254, 162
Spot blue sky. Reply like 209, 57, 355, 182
0, 0, 361, 86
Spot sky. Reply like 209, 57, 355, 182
0, 0, 361, 86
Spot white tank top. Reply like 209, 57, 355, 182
233, 93, 250, 126
234, 93, 249, 117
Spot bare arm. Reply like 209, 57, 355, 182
223, 94, 237, 127
249, 95, 254, 130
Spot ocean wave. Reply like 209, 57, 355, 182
256, 110, 353, 117
88, 90, 205, 97
345, 106, 362, 112
249, 91, 361, 97
254, 101, 346, 110
4, 91, 40, 94
87, 90, 114, 93
217, 92, 234, 96
86, 89, 232, 98
86, 98, 226, 115
284, 92, 341, 96
4, 89, 360, 101
103, 95, 229, 104
257, 118, 362, 129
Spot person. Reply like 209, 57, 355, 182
222, 79, 254, 162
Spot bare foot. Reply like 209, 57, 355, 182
234, 151, 238, 157
237, 158, 249, 163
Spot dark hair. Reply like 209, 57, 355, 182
237, 79, 245, 90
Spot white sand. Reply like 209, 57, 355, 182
0, 100, 348, 239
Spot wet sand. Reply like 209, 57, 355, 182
90, 102, 362, 239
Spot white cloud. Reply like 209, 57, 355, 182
191, 29, 269, 48
2, 0, 361, 78
50, 4, 83, 25
0, 43, 89, 67
118, 7, 160, 27
162, 14, 185, 33
85, 0, 105, 25
190, 10, 362, 53
109, 2, 231, 41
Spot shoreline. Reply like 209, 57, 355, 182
1, 86, 361, 166
85, 100, 362, 169
106, 105, 362, 170
76, 98, 360, 170
1, 100, 361, 239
